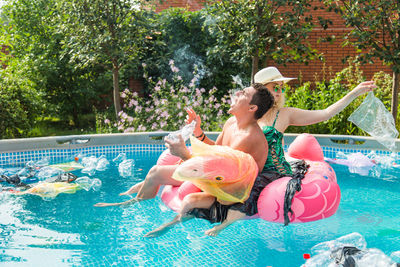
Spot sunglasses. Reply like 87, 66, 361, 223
273, 84, 285, 93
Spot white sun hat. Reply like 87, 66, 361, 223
254, 67, 296, 84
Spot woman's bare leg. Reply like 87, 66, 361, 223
205, 209, 246, 237
94, 165, 182, 207
144, 192, 215, 237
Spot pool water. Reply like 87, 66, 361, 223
1, 150, 399, 266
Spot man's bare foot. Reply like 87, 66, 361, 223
204, 225, 223, 237
94, 198, 138, 207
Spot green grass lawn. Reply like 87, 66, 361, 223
27, 114, 97, 138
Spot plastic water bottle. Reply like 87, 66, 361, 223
118, 159, 135, 178
113, 153, 127, 164
96, 155, 109, 171
166, 120, 196, 142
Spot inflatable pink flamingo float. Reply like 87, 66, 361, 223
159, 133, 341, 224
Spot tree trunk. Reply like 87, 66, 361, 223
391, 71, 399, 124
112, 65, 121, 119
251, 5, 262, 84
251, 54, 259, 84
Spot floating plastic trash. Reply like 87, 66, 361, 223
325, 152, 376, 176
118, 159, 135, 178
166, 120, 196, 142
36, 167, 63, 181
95, 155, 109, 171
81, 156, 99, 176
348, 92, 399, 151
303, 233, 397, 267
113, 153, 127, 164
75, 177, 102, 191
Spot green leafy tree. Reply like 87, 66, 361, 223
0, 60, 45, 138
205, 0, 329, 81
324, 0, 400, 122
0, 0, 106, 128
60, 0, 153, 119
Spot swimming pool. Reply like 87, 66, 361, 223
0, 133, 399, 266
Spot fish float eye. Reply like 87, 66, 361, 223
215, 176, 223, 181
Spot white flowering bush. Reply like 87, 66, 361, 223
101, 60, 231, 133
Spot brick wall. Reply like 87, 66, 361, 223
155, 0, 206, 12
156, 1, 392, 83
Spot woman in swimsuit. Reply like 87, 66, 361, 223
255, 66, 376, 176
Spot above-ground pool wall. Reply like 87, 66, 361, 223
0, 133, 399, 167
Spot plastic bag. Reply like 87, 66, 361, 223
166, 120, 196, 142
348, 92, 398, 151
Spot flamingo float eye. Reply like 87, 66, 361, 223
215, 176, 223, 181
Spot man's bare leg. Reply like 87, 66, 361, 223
119, 181, 144, 196
205, 209, 246, 237
94, 165, 181, 207
94, 198, 138, 207
144, 214, 193, 238
144, 192, 215, 237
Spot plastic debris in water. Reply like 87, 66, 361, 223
75, 177, 102, 191
113, 153, 127, 164
118, 159, 135, 178
80, 155, 110, 175
302, 233, 398, 267
348, 92, 399, 151
95, 155, 109, 172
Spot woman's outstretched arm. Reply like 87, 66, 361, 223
286, 81, 376, 127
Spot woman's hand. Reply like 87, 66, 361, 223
186, 108, 202, 137
165, 135, 191, 161
351, 81, 377, 97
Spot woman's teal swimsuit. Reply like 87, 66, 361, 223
261, 110, 293, 175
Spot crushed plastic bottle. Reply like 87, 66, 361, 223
75, 176, 102, 191
81, 156, 98, 176
303, 233, 397, 267
95, 155, 109, 171
113, 153, 127, 164
36, 166, 63, 181
311, 232, 367, 255
348, 92, 399, 151
166, 120, 196, 143
118, 159, 135, 178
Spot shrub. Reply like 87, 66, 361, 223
98, 60, 232, 133
0, 62, 45, 139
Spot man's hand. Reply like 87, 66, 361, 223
186, 108, 202, 137
165, 134, 191, 161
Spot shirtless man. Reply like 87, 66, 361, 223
94, 84, 274, 236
